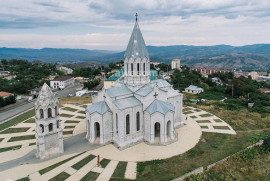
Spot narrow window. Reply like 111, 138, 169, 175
55, 106, 58, 116
137, 63, 140, 75
40, 109, 44, 119
57, 120, 60, 128
40, 124, 44, 133
143, 63, 146, 75
48, 108, 52, 118
131, 64, 133, 75
136, 112, 140, 131
126, 114, 130, 135
116, 113, 118, 133
49, 123, 53, 132
126, 63, 129, 74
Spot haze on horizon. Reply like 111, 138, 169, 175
0, 0, 270, 51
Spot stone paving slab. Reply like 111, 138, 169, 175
125, 162, 137, 180
91, 166, 104, 173
96, 160, 119, 181
65, 167, 77, 175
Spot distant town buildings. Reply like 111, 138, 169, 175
0, 91, 13, 98
29, 87, 42, 95
185, 85, 204, 94
171, 59, 181, 70
74, 77, 89, 83
212, 77, 222, 84
248, 71, 259, 80
150, 62, 161, 67
260, 88, 270, 93
0, 71, 10, 77
191, 67, 231, 75
50, 76, 75, 89
56, 65, 73, 74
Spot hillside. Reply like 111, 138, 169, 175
1, 44, 270, 69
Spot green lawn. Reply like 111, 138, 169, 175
200, 125, 208, 129
39, 152, 84, 175
60, 114, 74, 118
24, 118, 35, 123
64, 126, 76, 129
199, 113, 213, 117
190, 116, 197, 119
72, 154, 96, 170
112, 161, 128, 178
0, 138, 4, 142
76, 116, 85, 119
213, 126, 231, 130
0, 127, 30, 134
29, 142, 36, 146
16, 177, 30, 181
183, 108, 193, 112
0, 109, 35, 131
0, 145, 22, 153
62, 107, 77, 112
65, 120, 80, 124
80, 105, 88, 108
100, 159, 110, 168
63, 131, 73, 135
194, 109, 202, 112
136, 131, 269, 181
78, 111, 85, 114
49, 172, 70, 181
80, 171, 99, 181
214, 119, 223, 122
184, 111, 193, 114
196, 120, 211, 123
8, 135, 35, 142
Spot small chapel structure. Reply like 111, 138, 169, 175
35, 83, 64, 159
86, 15, 183, 150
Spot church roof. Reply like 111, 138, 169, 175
186, 85, 203, 91
86, 101, 111, 115
135, 84, 153, 97
113, 96, 142, 110
124, 20, 149, 59
151, 79, 172, 88
106, 84, 132, 98
35, 83, 58, 108
146, 99, 175, 115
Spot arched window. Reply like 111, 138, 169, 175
49, 123, 53, 132
40, 109, 44, 119
48, 108, 52, 118
143, 63, 146, 75
116, 113, 118, 133
126, 114, 130, 135
131, 64, 133, 75
57, 120, 60, 129
40, 124, 44, 133
136, 112, 140, 131
55, 106, 58, 116
126, 63, 129, 74
137, 63, 140, 75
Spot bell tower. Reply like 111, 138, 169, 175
124, 13, 150, 85
35, 83, 64, 159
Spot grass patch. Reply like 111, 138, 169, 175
62, 107, 77, 112
194, 109, 202, 112
80, 171, 99, 181
183, 108, 192, 112
190, 115, 197, 119
64, 125, 76, 129
63, 131, 73, 135
76, 116, 85, 119
200, 126, 208, 129
8, 135, 35, 142
0, 109, 35, 132
59, 97, 92, 105
214, 119, 223, 122
183, 111, 193, 114
0, 138, 4, 142
80, 105, 88, 108
137, 131, 270, 180
196, 120, 211, 123
112, 161, 128, 178
100, 159, 110, 168
24, 118, 35, 123
29, 142, 36, 146
0, 145, 22, 153
60, 114, 74, 118
65, 120, 79, 124
49, 172, 70, 181
72, 154, 96, 170
16, 177, 30, 181
199, 113, 213, 117
39, 152, 84, 175
213, 126, 231, 130
0, 127, 30, 134
78, 110, 85, 114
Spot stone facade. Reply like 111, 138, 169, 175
35, 83, 64, 159
86, 18, 183, 150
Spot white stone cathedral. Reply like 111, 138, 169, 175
86, 16, 183, 150
35, 83, 64, 159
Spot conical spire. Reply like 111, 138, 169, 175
35, 83, 58, 108
124, 15, 149, 59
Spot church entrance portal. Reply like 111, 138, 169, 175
94, 122, 100, 142
154, 122, 161, 142
167, 121, 171, 140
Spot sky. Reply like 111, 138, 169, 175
0, 0, 270, 51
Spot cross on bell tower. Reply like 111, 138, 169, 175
135, 13, 138, 22
153, 92, 158, 99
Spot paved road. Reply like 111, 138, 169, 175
0, 84, 82, 123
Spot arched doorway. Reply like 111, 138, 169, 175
154, 122, 161, 142
167, 121, 171, 139
94, 122, 100, 142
